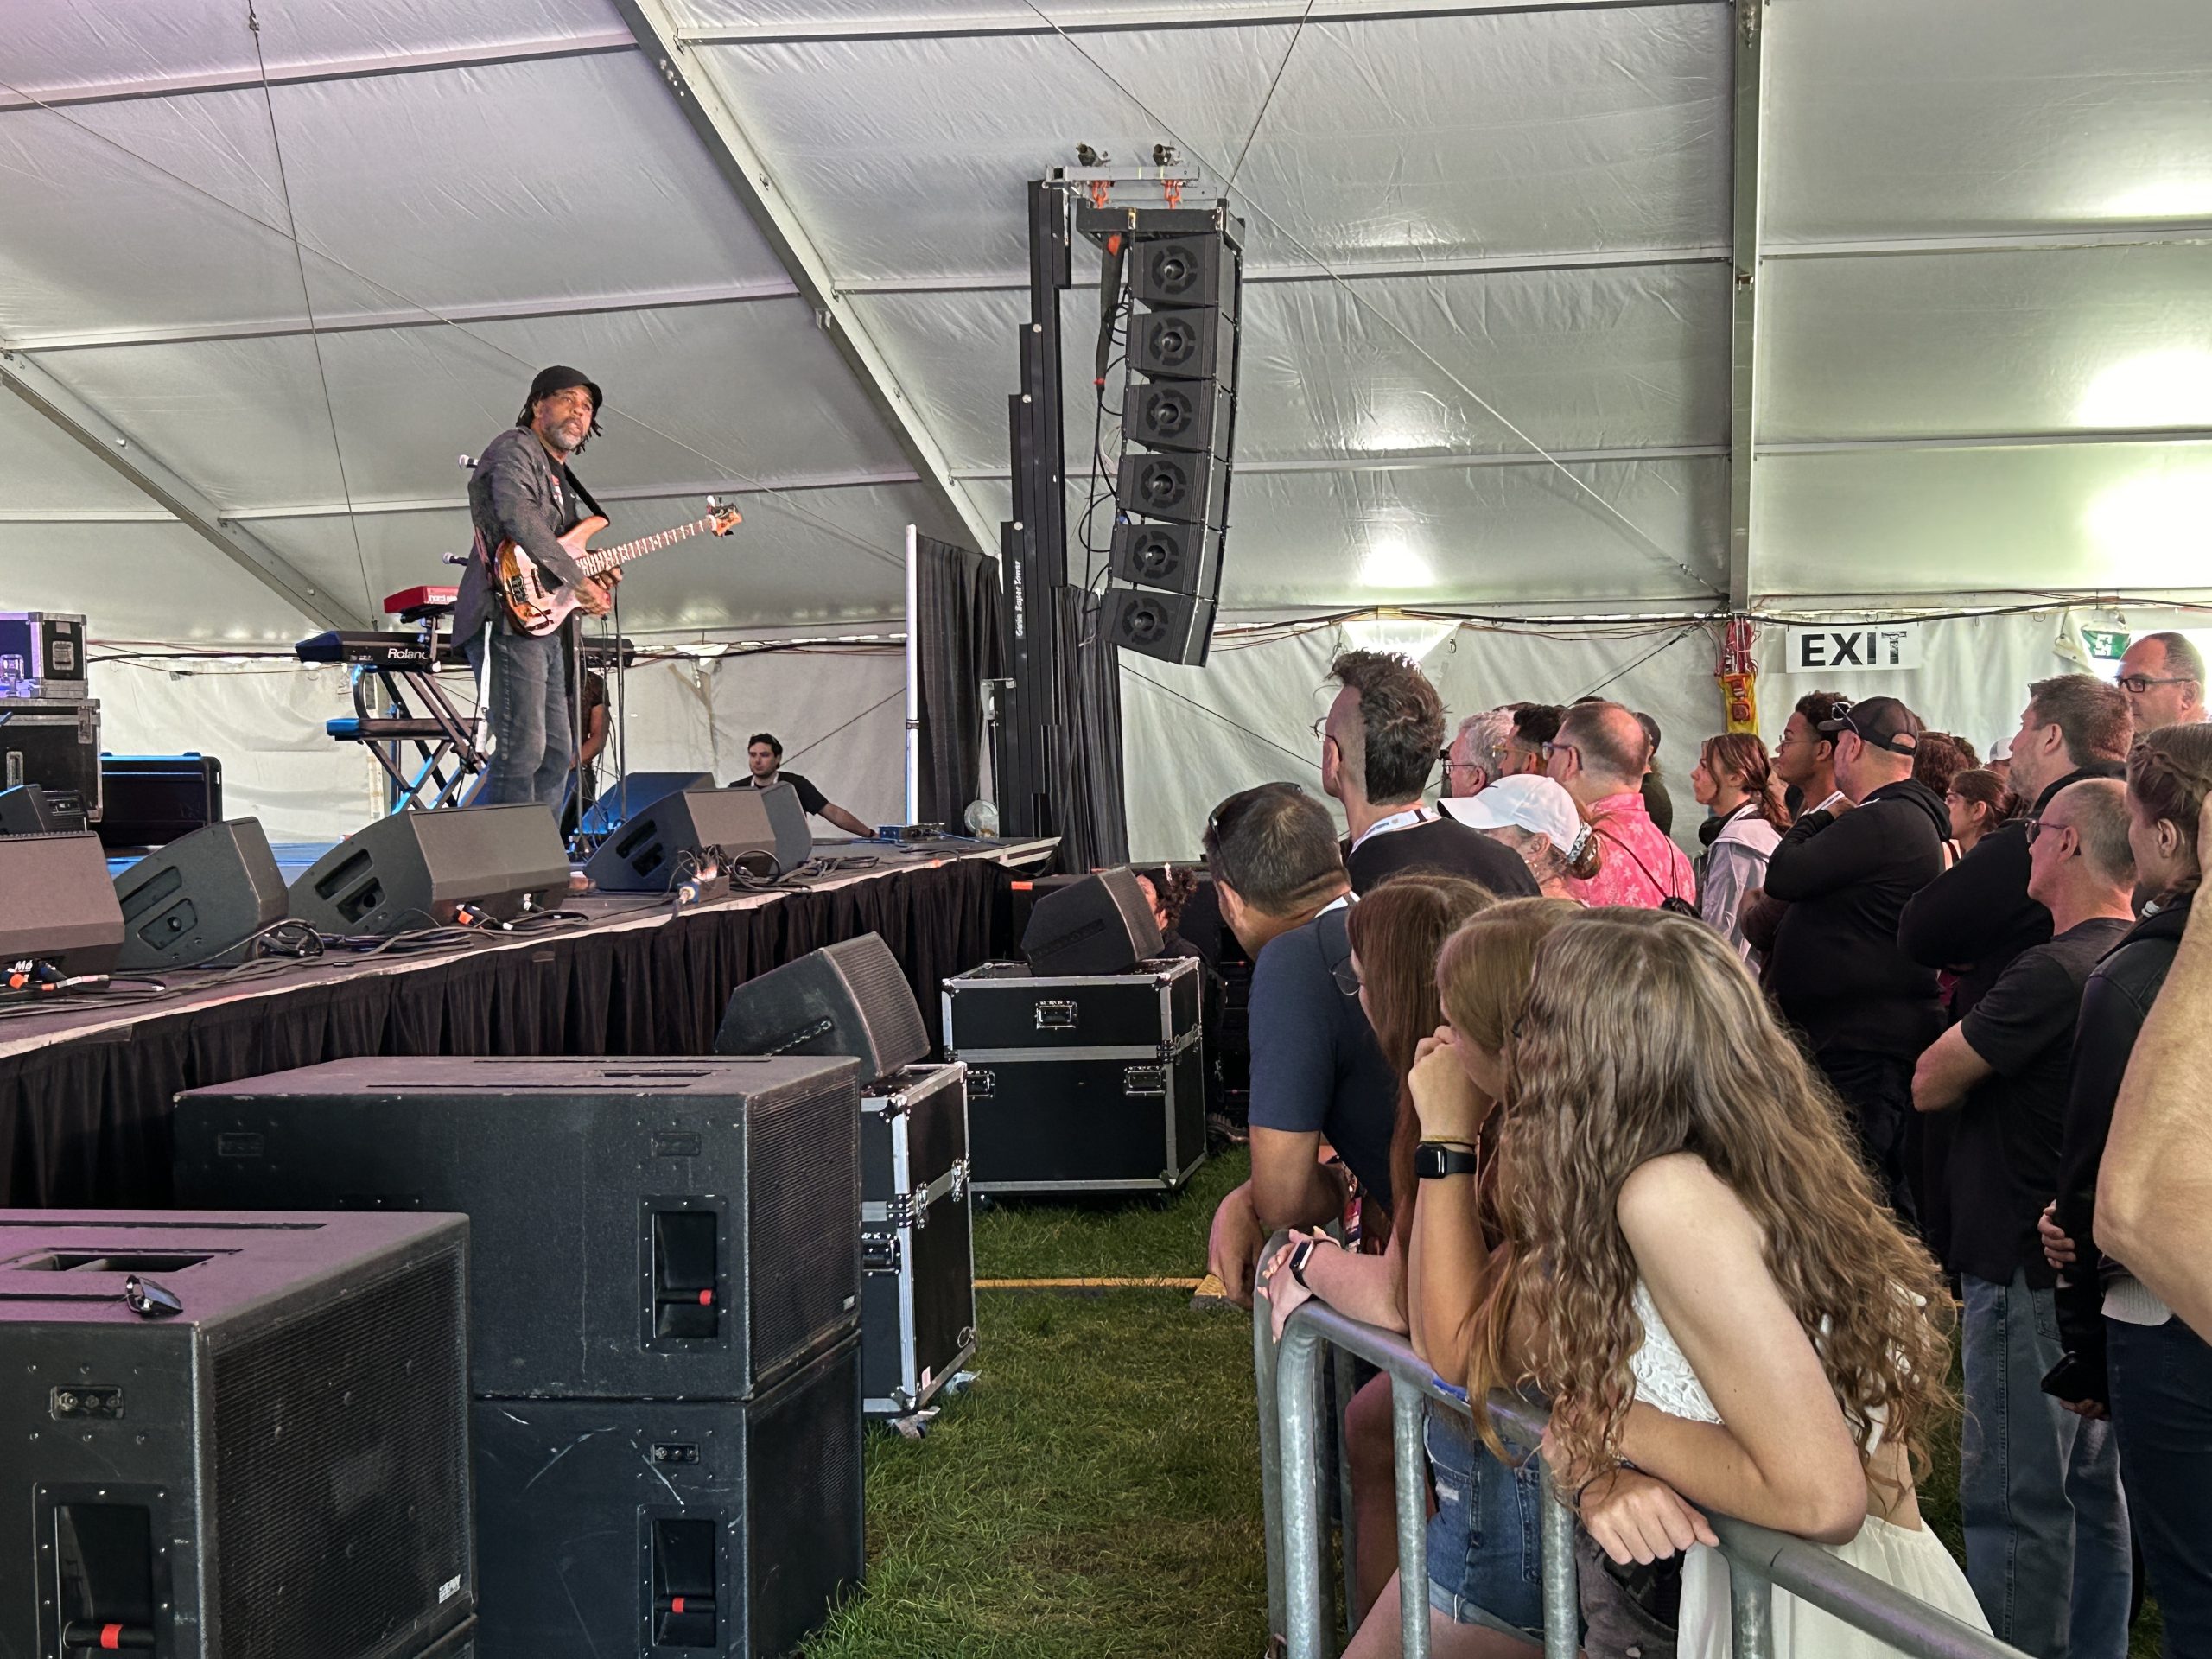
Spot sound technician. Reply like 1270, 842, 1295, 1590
734, 733, 873, 838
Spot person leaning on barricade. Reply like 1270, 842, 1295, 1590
1495, 909, 1985, 1656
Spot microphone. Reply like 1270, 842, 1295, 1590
457, 454, 476, 470
442, 553, 471, 566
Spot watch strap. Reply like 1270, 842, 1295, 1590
1415, 1141, 1480, 1180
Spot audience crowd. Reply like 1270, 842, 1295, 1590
1194, 635, 2211, 1659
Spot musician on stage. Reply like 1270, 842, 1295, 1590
738, 734, 875, 839
454, 365, 618, 809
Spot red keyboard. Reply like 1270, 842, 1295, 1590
384, 585, 458, 616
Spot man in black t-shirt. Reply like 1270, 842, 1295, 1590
1318, 652, 1537, 899
733, 732, 872, 838
1910, 779, 2137, 1654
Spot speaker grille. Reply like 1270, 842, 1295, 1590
210, 1249, 470, 1659
748, 1341, 863, 1657
829, 937, 931, 1077
747, 1073, 861, 1385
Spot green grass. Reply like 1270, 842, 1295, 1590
808, 1147, 2163, 1656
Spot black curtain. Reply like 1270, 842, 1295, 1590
1047, 586, 1129, 869
914, 537, 1004, 828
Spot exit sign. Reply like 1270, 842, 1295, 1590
2082, 629, 2129, 661
1786, 625, 1923, 675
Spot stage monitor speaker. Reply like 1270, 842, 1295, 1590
95, 753, 222, 849
1101, 587, 1217, 669
472, 1334, 861, 1659
0, 782, 60, 835
113, 818, 288, 970
1122, 378, 1233, 455
575, 770, 713, 838
0, 1210, 474, 1659
713, 932, 931, 1084
1107, 519, 1220, 598
175, 1054, 863, 1402
286, 803, 569, 936
1116, 448, 1230, 529
1130, 305, 1233, 384
1131, 234, 1240, 319
1020, 865, 1164, 977
0, 830, 124, 975
582, 783, 810, 892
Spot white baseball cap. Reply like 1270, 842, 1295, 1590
1439, 774, 1591, 858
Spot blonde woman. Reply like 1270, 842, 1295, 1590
1502, 909, 1982, 1656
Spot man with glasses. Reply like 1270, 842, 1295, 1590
1543, 699, 1694, 909
2113, 631, 2207, 735
1910, 779, 2136, 1656
1773, 689, 1850, 819
1438, 708, 1518, 801
1764, 696, 1951, 1220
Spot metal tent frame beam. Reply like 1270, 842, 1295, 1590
0, 32, 638, 112
613, 0, 1000, 556
1725, 0, 1766, 613
679, 0, 1722, 47
0, 348, 368, 631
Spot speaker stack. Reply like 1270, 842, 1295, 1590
0, 1209, 476, 1659
1105, 229, 1244, 666
175, 1054, 867, 1659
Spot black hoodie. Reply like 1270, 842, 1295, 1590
2050, 893, 2195, 1373
1763, 778, 1951, 1057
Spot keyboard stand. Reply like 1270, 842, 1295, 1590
321, 606, 485, 813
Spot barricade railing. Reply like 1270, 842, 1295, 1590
1254, 1253, 2031, 1659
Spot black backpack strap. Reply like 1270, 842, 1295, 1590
1596, 821, 1688, 907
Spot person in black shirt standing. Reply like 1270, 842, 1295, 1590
455, 366, 616, 808
734, 732, 873, 838
1910, 779, 2136, 1656
1319, 651, 1537, 899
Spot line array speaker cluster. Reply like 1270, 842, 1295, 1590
1106, 227, 1244, 667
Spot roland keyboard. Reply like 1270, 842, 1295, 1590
294, 630, 437, 669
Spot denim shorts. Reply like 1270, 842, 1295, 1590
1425, 1405, 1545, 1638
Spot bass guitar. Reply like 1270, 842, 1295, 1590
497, 498, 741, 636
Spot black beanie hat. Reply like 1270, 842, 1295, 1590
526, 365, 602, 414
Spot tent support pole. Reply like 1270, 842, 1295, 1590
0, 347, 368, 632
1726, 0, 1767, 615
612, 0, 1000, 560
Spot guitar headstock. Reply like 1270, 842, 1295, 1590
704, 494, 742, 536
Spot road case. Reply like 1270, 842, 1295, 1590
861, 1061, 976, 1417
0, 696, 99, 825
943, 957, 1206, 1194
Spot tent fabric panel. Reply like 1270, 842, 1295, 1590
1763, 0, 2212, 244
852, 257, 1731, 471
1753, 443, 2212, 600
40, 297, 925, 515
690, 3, 1729, 283
1759, 245, 2212, 443
0, 521, 327, 642
3, 0, 626, 97
0, 394, 175, 512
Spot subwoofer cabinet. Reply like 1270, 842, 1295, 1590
0, 1210, 474, 1659
173, 1055, 863, 1402
861, 1063, 975, 1418
473, 1335, 863, 1659
943, 957, 1206, 1194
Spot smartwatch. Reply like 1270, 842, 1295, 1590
1415, 1141, 1479, 1180
1285, 1237, 1321, 1287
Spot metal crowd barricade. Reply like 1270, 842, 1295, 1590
1256, 1272, 2031, 1659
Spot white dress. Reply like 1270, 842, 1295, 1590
1626, 1282, 1989, 1657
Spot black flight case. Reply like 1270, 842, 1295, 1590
861, 1061, 976, 1418
942, 956, 1206, 1195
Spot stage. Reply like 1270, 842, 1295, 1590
3, 836, 1054, 1209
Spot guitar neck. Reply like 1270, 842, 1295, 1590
577, 517, 713, 577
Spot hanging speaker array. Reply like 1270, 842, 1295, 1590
1104, 228, 1243, 667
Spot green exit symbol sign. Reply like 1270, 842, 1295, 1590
2083, 629, 2129, 660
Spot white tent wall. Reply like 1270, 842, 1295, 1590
86, 631, 906, 844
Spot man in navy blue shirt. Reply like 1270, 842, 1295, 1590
1202, 783, 1396, 1306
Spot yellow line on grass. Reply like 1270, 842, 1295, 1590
976, 1275, 1205, 1290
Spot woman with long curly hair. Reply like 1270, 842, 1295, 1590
1267, 893, 1580, 1656
1500, 908, 1981, 1656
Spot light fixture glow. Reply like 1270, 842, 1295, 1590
2082, 465, 2212, 585
1357, 537, 1436, 590
2076, 349, 2212, 429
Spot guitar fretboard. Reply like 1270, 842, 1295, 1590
578, 517, 717, 577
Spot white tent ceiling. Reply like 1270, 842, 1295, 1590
3, 0, 2210, 645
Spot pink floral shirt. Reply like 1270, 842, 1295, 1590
1560, 791, 1698, 911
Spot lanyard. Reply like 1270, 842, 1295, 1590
1349, 804, 1430, 855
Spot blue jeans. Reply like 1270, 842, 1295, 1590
465, 625, 573, 809
1961, 1269, 2131, 1658
1424, 1405, 1544, 1638
2107, 1315, 2212, 1658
